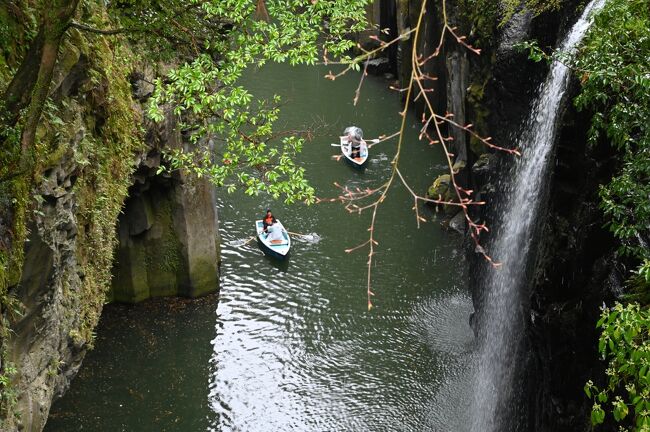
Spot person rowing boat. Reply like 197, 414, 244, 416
262, 209, 276, 232
344, 126, 365, 159
255, 216, 291, 259
340, 126, 368, 167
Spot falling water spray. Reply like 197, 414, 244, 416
471, 0, 607, 430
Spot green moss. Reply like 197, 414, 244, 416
0, 8, 30, 409
459, 0, 500, 47
17, 5, 146, 346
71, 33, 144, 347
461, 0, 566, 46
0, 144, 28, 425
143, 197, 184, 298
427, 173, 452, 198
187, 258, 218, 297
111, 239, 150, 303
0, 2, 35, 87
0, 180, 27, 289
467, 71, 492, 156
0, 1, 144, 424
159, 232, 183, 274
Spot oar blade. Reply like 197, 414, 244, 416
289, 232, 321, 243
228, 236, 256, 247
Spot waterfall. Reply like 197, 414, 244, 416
470, 0, 607, 430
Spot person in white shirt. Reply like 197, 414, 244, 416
344, 126, 364, 159
266, 222, 285, 242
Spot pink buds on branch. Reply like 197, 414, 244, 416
315, 0, 522, 309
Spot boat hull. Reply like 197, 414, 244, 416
255, 220, 291, 259
340, 136, 368, 168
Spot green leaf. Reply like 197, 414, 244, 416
591, 404, 606, 425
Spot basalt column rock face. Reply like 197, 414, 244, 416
377, 0, 475, 221
4, 23, 220, 432
109, 101, 220, 304
526, 93, 622, 432
7, 99, 220, 432
8, 158, 85, 432
464, 1, 625, 431
110, 155, 220, 303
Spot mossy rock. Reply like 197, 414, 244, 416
427, 174, 452, 201
473, 153, 494, 171
452, 159, 466, 172
426, 174, 459, 215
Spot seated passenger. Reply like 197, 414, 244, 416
359, 141, 368, 158
266, 222, 285, 242
262, 209, 276, 232
344, 126, 364, 159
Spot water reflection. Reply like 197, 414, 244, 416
47, 63, 473, 432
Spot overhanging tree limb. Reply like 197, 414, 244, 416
68, 21, 127, 35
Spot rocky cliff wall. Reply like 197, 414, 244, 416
1, 5, 220, 431
462, 2, 622, 431
110, 150, 220, 303
379, 0, 620, 430
526, 99, 621, 432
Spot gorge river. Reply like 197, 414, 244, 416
46, 63, 475, 431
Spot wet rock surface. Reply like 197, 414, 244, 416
379, 0, 626, 429
467, 7, 621, 429
111, 157, 220, 303
525, 103, 621, 432
6, 36, 220, 432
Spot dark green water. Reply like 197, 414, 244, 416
46, 64, 474, 431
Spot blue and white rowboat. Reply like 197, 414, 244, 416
255, 219, 291, 259
340, 136, 368, 168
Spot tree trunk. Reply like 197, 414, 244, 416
18, 0, 80, 167
0, 1, 80, 153
19, 37, 63, 160
2, 29, 45, 120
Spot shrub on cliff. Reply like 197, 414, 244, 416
574, 0, 650, 266
585, 303, 650, 431
576, 0, 650, 429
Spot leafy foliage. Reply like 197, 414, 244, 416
585, 303, 650, 431
112, 0, 369, 203
459, 0, 564, 46
575, 1, 650, 429
573, 0, 650, 262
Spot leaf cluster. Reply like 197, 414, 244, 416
573, 0, 650, 262
116, 0, 368, 203
575, 1, 650, 429
585, 303, 650, 431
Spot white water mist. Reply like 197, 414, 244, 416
471, 1, 607, 430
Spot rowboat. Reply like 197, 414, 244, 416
340, 136, 368, 167
255, 219, 291, 259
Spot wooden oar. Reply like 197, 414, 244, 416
332, 139, 379, 147
287, 231, 320, 242
228, 236, 256, 247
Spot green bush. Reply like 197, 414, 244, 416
575, 0, 650, 429
585, 303, 650, 431
574, 0, 650, 263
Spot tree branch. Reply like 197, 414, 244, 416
68, 21, 128, 35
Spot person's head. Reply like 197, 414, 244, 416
344, 126, 363, 141
266, 209, 272, 217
